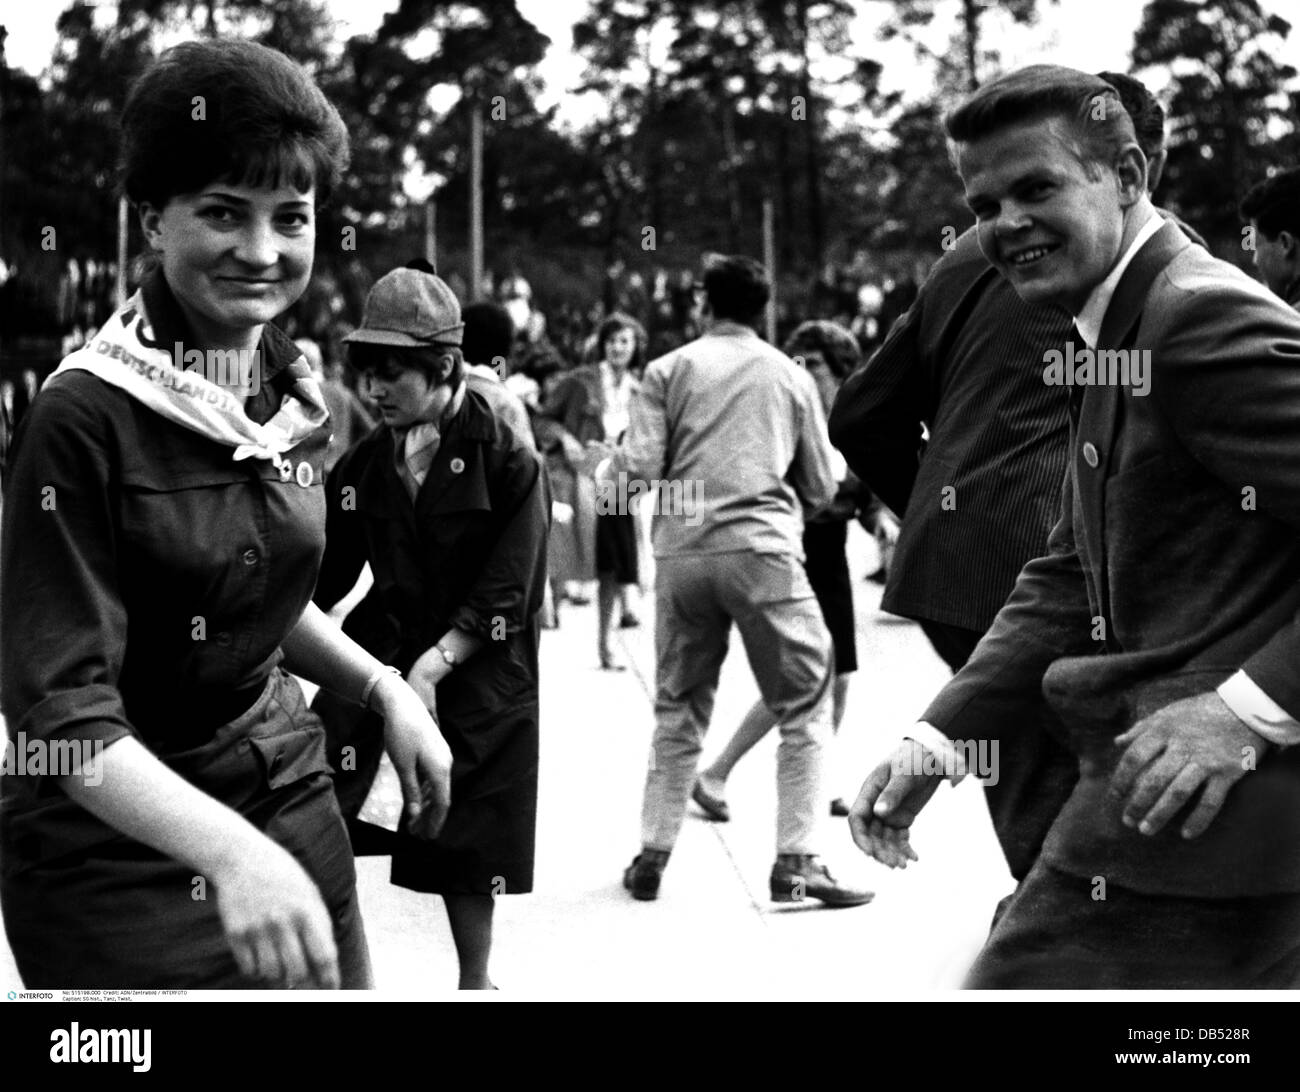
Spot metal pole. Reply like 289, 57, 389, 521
469, 101, 483, 302
425, 197, 436, 272
116, 195, 129, 307
763, 196, 776, 343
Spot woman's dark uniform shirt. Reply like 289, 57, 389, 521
0, 271, 367, 988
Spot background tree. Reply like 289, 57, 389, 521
1132, 0, 1297, 255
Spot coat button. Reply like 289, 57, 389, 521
242, 548, 259, 566
1082, 441, 1099, 468
450, 457, 465, 474
215, 632, 232, 647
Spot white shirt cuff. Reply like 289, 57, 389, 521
1217, 671, 1300, 747
901, 723, 969, 785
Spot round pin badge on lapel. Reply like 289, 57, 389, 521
450, 457, 465, 474
296, 461, 314, 488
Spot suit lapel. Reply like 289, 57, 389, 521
1075, 220, 1190, 626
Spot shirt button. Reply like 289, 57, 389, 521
242, 548, 259, 566
1082, 442, 1099, 468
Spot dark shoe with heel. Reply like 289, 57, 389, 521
623, 849, 670, 900
770, 854, 873, 907
691, 780, 730, 822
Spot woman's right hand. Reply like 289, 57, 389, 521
374, 672, 454, 840
211, 839, 341, 989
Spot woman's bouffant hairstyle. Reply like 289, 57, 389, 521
120, 39, 350, 209
945, 64, 1137, 178
783, 320, 861, 380
598, 312, 647, 372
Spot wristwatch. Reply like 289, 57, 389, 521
434, 643, 459, 669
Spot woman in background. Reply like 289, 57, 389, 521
542, 313, 647, 669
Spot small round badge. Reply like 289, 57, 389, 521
278, 459, 293, 482
450, 457, 465, 474
296, 461, 314, 488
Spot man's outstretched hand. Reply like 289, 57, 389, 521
848, 740, 946, 869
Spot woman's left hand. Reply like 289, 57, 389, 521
372, 672, 452, 840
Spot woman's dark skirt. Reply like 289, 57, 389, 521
595, 509, 639, 585
313, 688, 539, 897
803, 519, 857, 674
0, 670, 371, 989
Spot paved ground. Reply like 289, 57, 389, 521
1, 525, 1016, 998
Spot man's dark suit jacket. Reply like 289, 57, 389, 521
921, 218, 1300, 898
829, 228, 1072, 633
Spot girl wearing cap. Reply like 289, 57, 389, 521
0, 40, 452, 989
313, 266, 548, 991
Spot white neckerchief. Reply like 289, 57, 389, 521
47, 291, 328, 465
393, 381, 466, 499
1075, 207, 1162, 349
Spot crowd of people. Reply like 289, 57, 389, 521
4, 34, 1300, 994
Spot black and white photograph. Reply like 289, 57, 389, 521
0, 0, 1298, 1051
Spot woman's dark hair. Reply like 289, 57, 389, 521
783, 320, 861, 380
945, 64, 1136, 178
346, 342, 464, 389
120, 39, 350, 208
597, 311, 647, 372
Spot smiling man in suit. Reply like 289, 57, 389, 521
849, 64, 1300, 988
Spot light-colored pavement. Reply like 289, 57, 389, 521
353, 526, 1015, 999
1, 525, 1016, 998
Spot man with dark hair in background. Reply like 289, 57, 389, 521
1240, 166, 1300, 310
604, 254, 872, 907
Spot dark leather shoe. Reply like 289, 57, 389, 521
829, 797, 850, 817
623, 849, 670, 900
770, 855, 873, 907
691, 780, 730, 822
